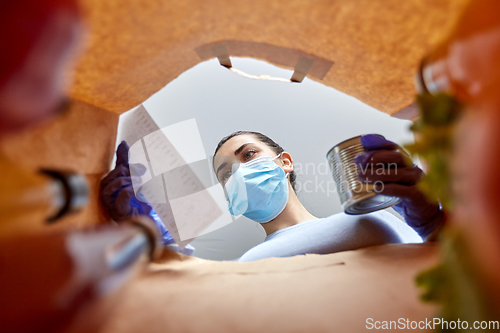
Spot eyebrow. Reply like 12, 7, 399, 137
234, 143, 254, 156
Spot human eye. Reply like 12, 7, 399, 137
220, 169, 232, 185
243, 149, 256, 161
223, 170, 232, 181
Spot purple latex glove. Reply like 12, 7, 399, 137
100, 141, 152, 221
353, 134, 445, 239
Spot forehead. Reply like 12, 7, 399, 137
215, 134, 270, 157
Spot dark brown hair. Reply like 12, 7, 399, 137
214, 131, 297, 192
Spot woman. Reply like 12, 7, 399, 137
212, 131, 443, 261
101, 132, 445, 261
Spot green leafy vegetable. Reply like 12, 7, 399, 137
416, 230, 495, 332
405, 93, 462, 209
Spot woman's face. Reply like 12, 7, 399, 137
213, 134, 293, 187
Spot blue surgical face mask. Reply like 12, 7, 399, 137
224, 154, 289, 223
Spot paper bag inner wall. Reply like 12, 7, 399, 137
72, 0, 469, 115
0, 100, 118, 233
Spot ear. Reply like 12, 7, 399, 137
280, 152, 294, 174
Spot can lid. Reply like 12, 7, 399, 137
344, 194, 401, 215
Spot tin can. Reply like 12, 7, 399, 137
326, 135, 401, 215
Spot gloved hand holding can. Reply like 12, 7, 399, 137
354, 134, 445, 240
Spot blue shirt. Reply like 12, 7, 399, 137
237, 210, 421, 262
